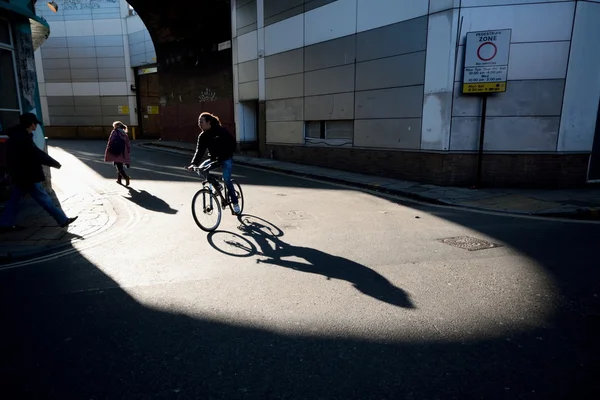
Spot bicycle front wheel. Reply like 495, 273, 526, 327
230, 179, 244, 214
191, 188, 222, 232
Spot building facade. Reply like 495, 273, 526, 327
1, 0, 49, 147
231, 0, 600, 187
33, 0, 158, 139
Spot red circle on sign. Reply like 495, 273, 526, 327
477, 42, 497, 61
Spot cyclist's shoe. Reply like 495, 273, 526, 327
232, 203, 241, 214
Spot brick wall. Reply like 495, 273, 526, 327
264, 144, 590, 188
157, 50, 234, 143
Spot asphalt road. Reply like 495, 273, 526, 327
1, 140, 599, 399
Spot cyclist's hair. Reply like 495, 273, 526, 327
113, 121, 128, 132
199, 112, 221, 128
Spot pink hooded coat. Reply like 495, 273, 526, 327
104, 128, 131, 164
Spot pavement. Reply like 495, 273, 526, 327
142, 140, 600, 220
1, 140, 599, 399
0, 155, 115, 264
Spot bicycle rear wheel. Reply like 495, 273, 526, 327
191, 188, 222, 232
229, 179, 244, 214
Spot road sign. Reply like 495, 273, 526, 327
147, 105, 159, 115
462, 29, 511, 94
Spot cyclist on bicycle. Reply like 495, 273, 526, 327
186, 112, 240, 214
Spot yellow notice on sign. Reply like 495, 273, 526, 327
462, 82, 507, 94
147, 106, 159, 115
118, 106, 130, 114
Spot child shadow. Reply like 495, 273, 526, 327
123, 188, 178, 215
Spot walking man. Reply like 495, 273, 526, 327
0, 113, 78, 232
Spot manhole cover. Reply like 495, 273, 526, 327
438, 236, 502, 251
275, 211, 314, 221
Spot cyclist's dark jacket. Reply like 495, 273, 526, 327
191, 125, 236, 165
5, 125, 61, 186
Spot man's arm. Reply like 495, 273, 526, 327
189, 133, 206, 167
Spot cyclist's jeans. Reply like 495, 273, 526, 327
0, 182, 69, 227
221, 158, 238, 205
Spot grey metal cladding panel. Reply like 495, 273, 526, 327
304, 0, 337, 13
70, 69, 100, 81
236, 0, 257, 29
101, 96, 128, 106
265, 73, 304, 100
487, 80, 565, 117
44, 69, 72, 82
73, 96, 102, 106
239, 81, 259, 101
95, 35, 124, 47
264, 0, 304, 19
129, 42, 146, 56
237, 24, 258, 37
91, 13, 121, 20
130, 54, 146, 67
96, 46, 125, 58
42, 37, 67, 48
356, 16, 428, 62
237, 0, 254, 7
304, 92, 355, 120
265, 48, 303, 78
101, 105, 124, 116
264, 5, 303, 27
129, 31, 145, 45
266, 98, 304, 122
145, 41, 154, 54
68, 47, 97, 58
70, 58, 98, 69
97, 57, 126, 68
74, 106, 101, 116
354, 118, 422, 149
304, 65, 355, 97
238, 59, 259, 83
356, 51, 426, 91
48, 105, 75, 116
47, 96, 75, 107
98, 68, 127, 80
43, 58, 71, 70
304, 35, 355, 72
67, 36, 95, 48
41, 47, 69, 59
355, 86, 424, 119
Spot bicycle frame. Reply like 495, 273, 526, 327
194, 167, 235, 213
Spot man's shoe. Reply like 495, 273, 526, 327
232, 204, 241, 214
60, 216, 78, 228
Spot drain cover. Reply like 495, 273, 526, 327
438, 236, 502, 251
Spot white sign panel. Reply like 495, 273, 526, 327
463, 29, 512, 94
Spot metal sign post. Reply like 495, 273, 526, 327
462, 29, 512, 188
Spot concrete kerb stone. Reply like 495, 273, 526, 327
140, 142, 600, 220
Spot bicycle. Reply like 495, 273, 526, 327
188, 161, 244, 232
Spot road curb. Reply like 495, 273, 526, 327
140, 142, 599, 221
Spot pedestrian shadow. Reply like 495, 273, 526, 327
122, 188, 178, 215
207, 214, 415, 309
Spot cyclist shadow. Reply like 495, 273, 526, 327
209, 214, 415, 309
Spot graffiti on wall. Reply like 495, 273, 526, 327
197, 88, 217, 103
63, 0, 118, 10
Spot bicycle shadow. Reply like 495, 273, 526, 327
207, 214, 415, 309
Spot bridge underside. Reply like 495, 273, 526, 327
127, 0, 234, 142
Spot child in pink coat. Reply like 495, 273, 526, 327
104, 121, 132, 186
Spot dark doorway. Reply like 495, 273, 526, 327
136, 67, 162, 139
